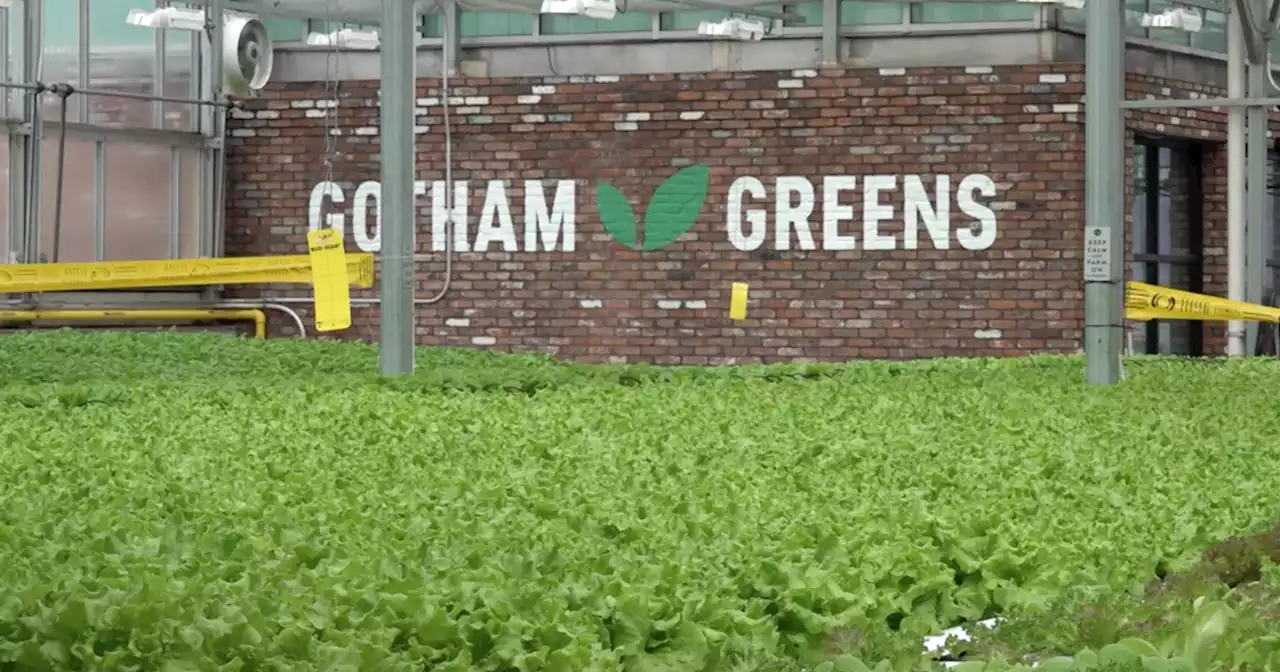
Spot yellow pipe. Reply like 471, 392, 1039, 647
0, 308, 268, 339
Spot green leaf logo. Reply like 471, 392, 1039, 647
595, 164, 710, 252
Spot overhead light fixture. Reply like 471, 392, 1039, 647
697, 17, 766, 41
307, 28, 381, 49
125, 6, 207, 31
1015, 0, 1085, 8
539, 0, 617, 20
1141, 7, 1203, 31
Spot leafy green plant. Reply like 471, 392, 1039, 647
0, 332, 1279, 668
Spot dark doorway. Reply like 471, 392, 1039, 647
1130, 137, 1205, 356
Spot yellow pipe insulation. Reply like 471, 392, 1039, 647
0, 309, 267, 339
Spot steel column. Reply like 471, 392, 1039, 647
1083, 0, 1125, 385
1227, 0, 1247, 355
378, 0, 418, 376
820, 0, 840, 65
1245, 1, 1269, 351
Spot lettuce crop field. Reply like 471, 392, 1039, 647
1, 332, 1280, 671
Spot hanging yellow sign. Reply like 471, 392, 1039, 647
1124, 281, 1280, 322
307, 228, 353, 332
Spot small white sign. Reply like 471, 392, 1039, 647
1084, 226, 1112, 282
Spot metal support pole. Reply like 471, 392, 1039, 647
1083, 0, 1125, 385
379, 0, 417, 376
1245, 15, 1269, 352
820, 0, 840, 65
1227, 0, 1247, 355
442, 0, 461, 77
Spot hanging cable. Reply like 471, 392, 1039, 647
320, 0, 343, 203
420, 2, 455, 305
49, 84, 72, 263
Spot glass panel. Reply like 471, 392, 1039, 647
910, 1, 1035, 23
1147, 0, 1190, 46
458, 12, 534, 37
662, 9, 731, 30
39, 137, 97, 263
1132, 143, 1148, 257
2, 2, 21, 120
1158, 263, 1195, 354
542, 12, 651, 33
1061, 0, 1147, 37
262, 19, 305, 41
88, 0, 160, 128
1159, 146, 1194, 258
103, 142, 172, 261
0, 132, 9, 263
839, 0, 902, 25
162, 28, 195, 131
41, 0, 82, 122
421, 13, 444, 38
783, 3, 822, 28
178, 147, 201, 258
1192, 8, 1226, 52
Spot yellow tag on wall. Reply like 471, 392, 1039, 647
307, 228, 352, 332
729, 282, 748, 320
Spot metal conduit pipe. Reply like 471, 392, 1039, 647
0, 300, 307, 338
0, 308, 268, 339
213, 301, 308, 338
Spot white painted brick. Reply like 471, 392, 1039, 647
455, 106, 479, 114
517, 95, 541, 104
290, 100, 316, 108
445, 318, 470, 327
472, 336, 497, 346
878, 67, 906, 76
328, 128, 342, 136
414, 125, 430, 134
657, 300, 681, 310
625, 112, 650, 121
614, 122, 638, 131
416, 97, 439, 106
1038, 73, 1067, 84
255, 110, 280, 119
230, 108, 254, 119
679, 111, 705, 120
355, 127, 378, 136
1052, 103, 1079, 113
522, 114, 546, 123
974, 329, 1002, 340
594, 75, 620, 83
1022, 105, 1040, 113
464, 96, 489, 105
791, 69, 817, 78
579, 299, 603, 309
683, 300, 707, 310
315, 100, 337, 109
778, 79, 804, 89
532, 85, 556, 94
304, 109, 327, 118
230, 129, 256, 137
965, 65, 993, 74
447, 96, 465, 105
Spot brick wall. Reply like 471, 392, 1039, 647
226, 63, 1097, 363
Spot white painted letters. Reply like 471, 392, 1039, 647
431, 181, 470, 253
304, 170, 1001, 255
903, 175, 949, 250
821, 176, 857, 251
956, 174, 998, 251
861, 175, 896, 251
773, 176, 816, 250
352, 181, 381, 252
525, 180, 576, 252
474, 181, 518, 252
307, 181, 345, 236
727, 176, 767, 251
